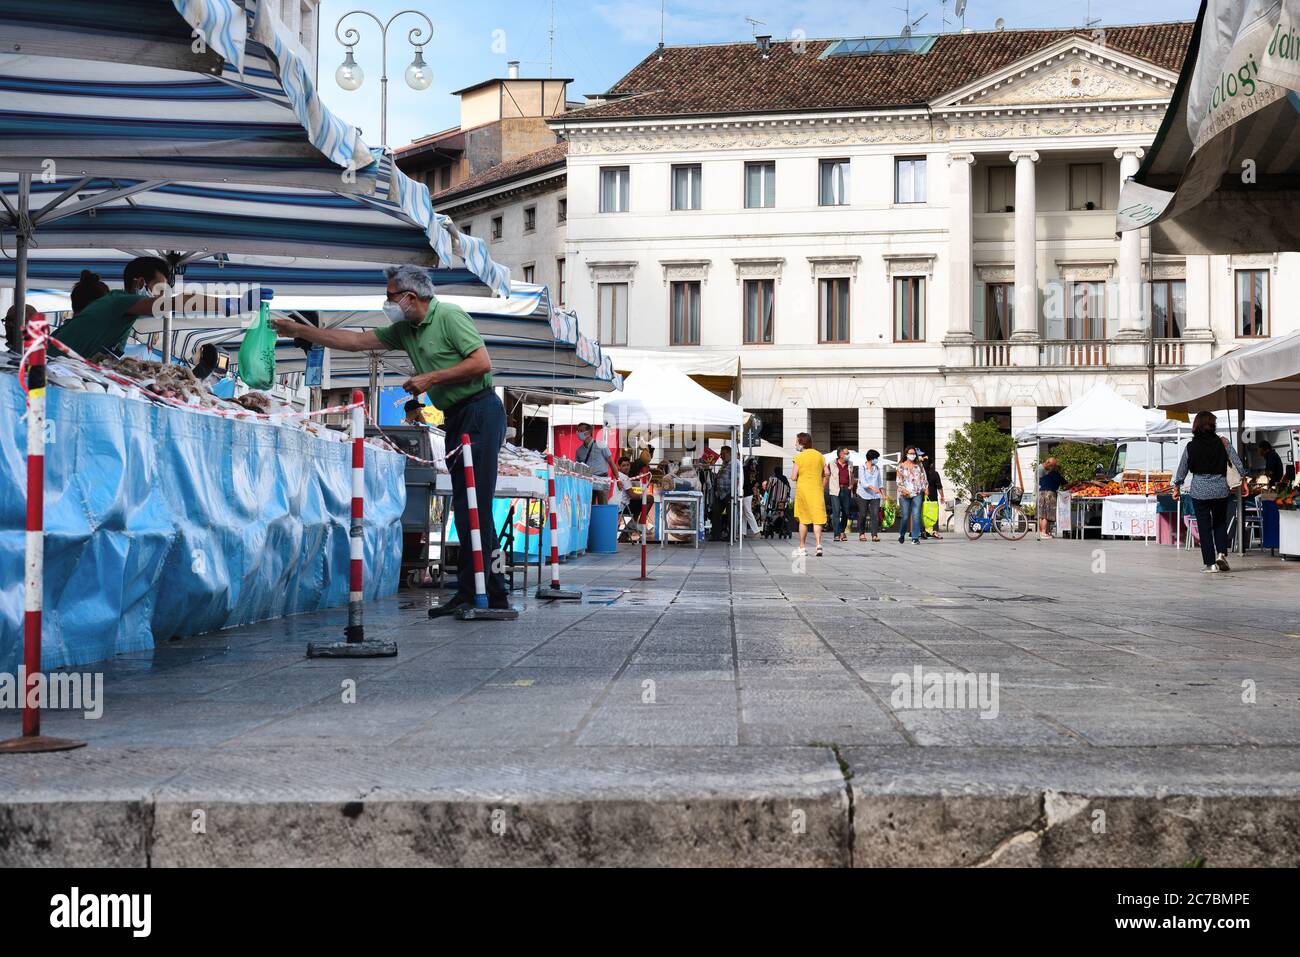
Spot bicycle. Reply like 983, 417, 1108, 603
963, 486, 1030, 541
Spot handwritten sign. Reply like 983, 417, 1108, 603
1101, 496, 1158, 538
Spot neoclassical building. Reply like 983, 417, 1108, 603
551, 22, 1295, 479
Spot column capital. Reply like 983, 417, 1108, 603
947, 151, 976, 166
1114, 146, 1146, 161
1008, 150, 1040, 164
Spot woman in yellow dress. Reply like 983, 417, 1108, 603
790, 432, 829, 557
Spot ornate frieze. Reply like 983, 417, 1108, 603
882, 253, 936, 277
732, 257, 785, 284
1055, 259, 1116, 281
659, 259, 711, 285
807, 256, 860, 280
586, 261, 637, 286
975, 263, 1015, 284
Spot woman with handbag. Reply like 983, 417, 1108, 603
1172, 411, 1246, 573
895, 447, 928, 545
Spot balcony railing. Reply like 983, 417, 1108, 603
1039, 339, 1108, 367
973, 342, 1012, 367
1153, 338, 1185, 365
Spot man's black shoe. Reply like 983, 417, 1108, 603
428, 597, 471, 618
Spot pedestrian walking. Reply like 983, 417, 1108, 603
895, 446, 927, 544
856, 449, 884, 542
828, 447, 853, 542
791, 432, 829, 557
740, 457, 761, 538
1173, 411, 1246, 573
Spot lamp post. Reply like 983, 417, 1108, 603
333, 8, 434, 148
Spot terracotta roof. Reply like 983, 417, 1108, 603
431, 141, 568, 205
561, 22, 1193, 122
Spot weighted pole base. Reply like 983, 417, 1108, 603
535, 586, 583, 601
455, 605, 520, 621
307, 640, 398, 658
0, 734, 87, 754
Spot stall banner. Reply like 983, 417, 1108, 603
1101, 496, 1158, 537
1056, 491, 1072, 534
0, 376, 405, 672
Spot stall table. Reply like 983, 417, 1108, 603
657, 490, 704, 547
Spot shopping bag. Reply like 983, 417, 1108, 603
237, 303, 277, 389
923, 500, 940, 531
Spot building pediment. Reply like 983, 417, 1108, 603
933, 37, 1177, 111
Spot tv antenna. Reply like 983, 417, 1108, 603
895, 3, 927, 38
658, 0, 665, 60
745, 16, 766, 37
955, 0, 968, 30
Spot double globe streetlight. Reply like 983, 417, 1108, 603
334, 8, 434, 147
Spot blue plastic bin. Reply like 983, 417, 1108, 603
588, 504, 620, 553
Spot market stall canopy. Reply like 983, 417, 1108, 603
750, 440, 794, 460
248, 284, 622, 393
1157, 330, 1300, 412
1116, 0, 1300, 253
599, 364, 748, 435
1015, 383, 1184, 443
0, 0, 509, 293
604, 348, 741, 396
0, 256, 489, 300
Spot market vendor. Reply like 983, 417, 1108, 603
52, 257, 254, 361
574, 422, 615, 475
271, 265, 509, 617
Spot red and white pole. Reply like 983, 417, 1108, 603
546, 454, 562, 589
461, 433, 489, 609
2, 314, 84, 751
536, 453, 581, 599
346, 387, 366, 641
22, 316, 47, 737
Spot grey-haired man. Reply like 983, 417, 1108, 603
272, 265, 509, 616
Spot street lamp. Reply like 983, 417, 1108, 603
333, 8, 435, 147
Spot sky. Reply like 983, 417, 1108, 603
313, 0, 1202, 150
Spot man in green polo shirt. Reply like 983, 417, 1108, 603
272, 265, 509, 617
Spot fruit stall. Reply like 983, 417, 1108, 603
1065, 473, 1177, 541
1268, 480, 1300, 558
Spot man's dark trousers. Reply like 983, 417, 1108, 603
445, 390, 509, 605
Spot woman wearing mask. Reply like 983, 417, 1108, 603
1173, 411, 1246, 573
895, 447, 928, 545
856, 449, 884, 542
790, 432, 829, 557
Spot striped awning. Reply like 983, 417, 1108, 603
257, 283, 622, 393
0, 0, 509, 293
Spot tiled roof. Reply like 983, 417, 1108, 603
431, 141, 568, 205
561, 22, 1193, 121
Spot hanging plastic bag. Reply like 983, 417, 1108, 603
237, 303, 277, 390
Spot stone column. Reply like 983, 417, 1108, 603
1009, 151, 1040, 365
1011, 406, 1039, 494
944, 152, 976, 367
933, 403, 972, 495
858, 405, 885, 455
1180, 255, 1215, 366
783, 405, 810, 454
1113, 148, 1147, 368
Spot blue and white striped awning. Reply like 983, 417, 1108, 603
0, 0, 509, 293
258, 283, 622, 393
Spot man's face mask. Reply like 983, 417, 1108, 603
383, 291, 414, 323
578, 431, 590, 442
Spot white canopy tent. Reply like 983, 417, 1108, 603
560, 364, 750, 547
1014, 383, 1185, 444
1158, 331, 1300, 415
1014, 383, 1187, 547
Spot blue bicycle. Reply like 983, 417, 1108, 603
963, 486, 1030, 541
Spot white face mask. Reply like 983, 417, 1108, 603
907, 454, 917, 461
382, 299, 407, 323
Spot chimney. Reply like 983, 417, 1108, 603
755, 35, 772, 57
507, 60, 520, 79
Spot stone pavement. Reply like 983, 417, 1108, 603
3, 535, 1299, 866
